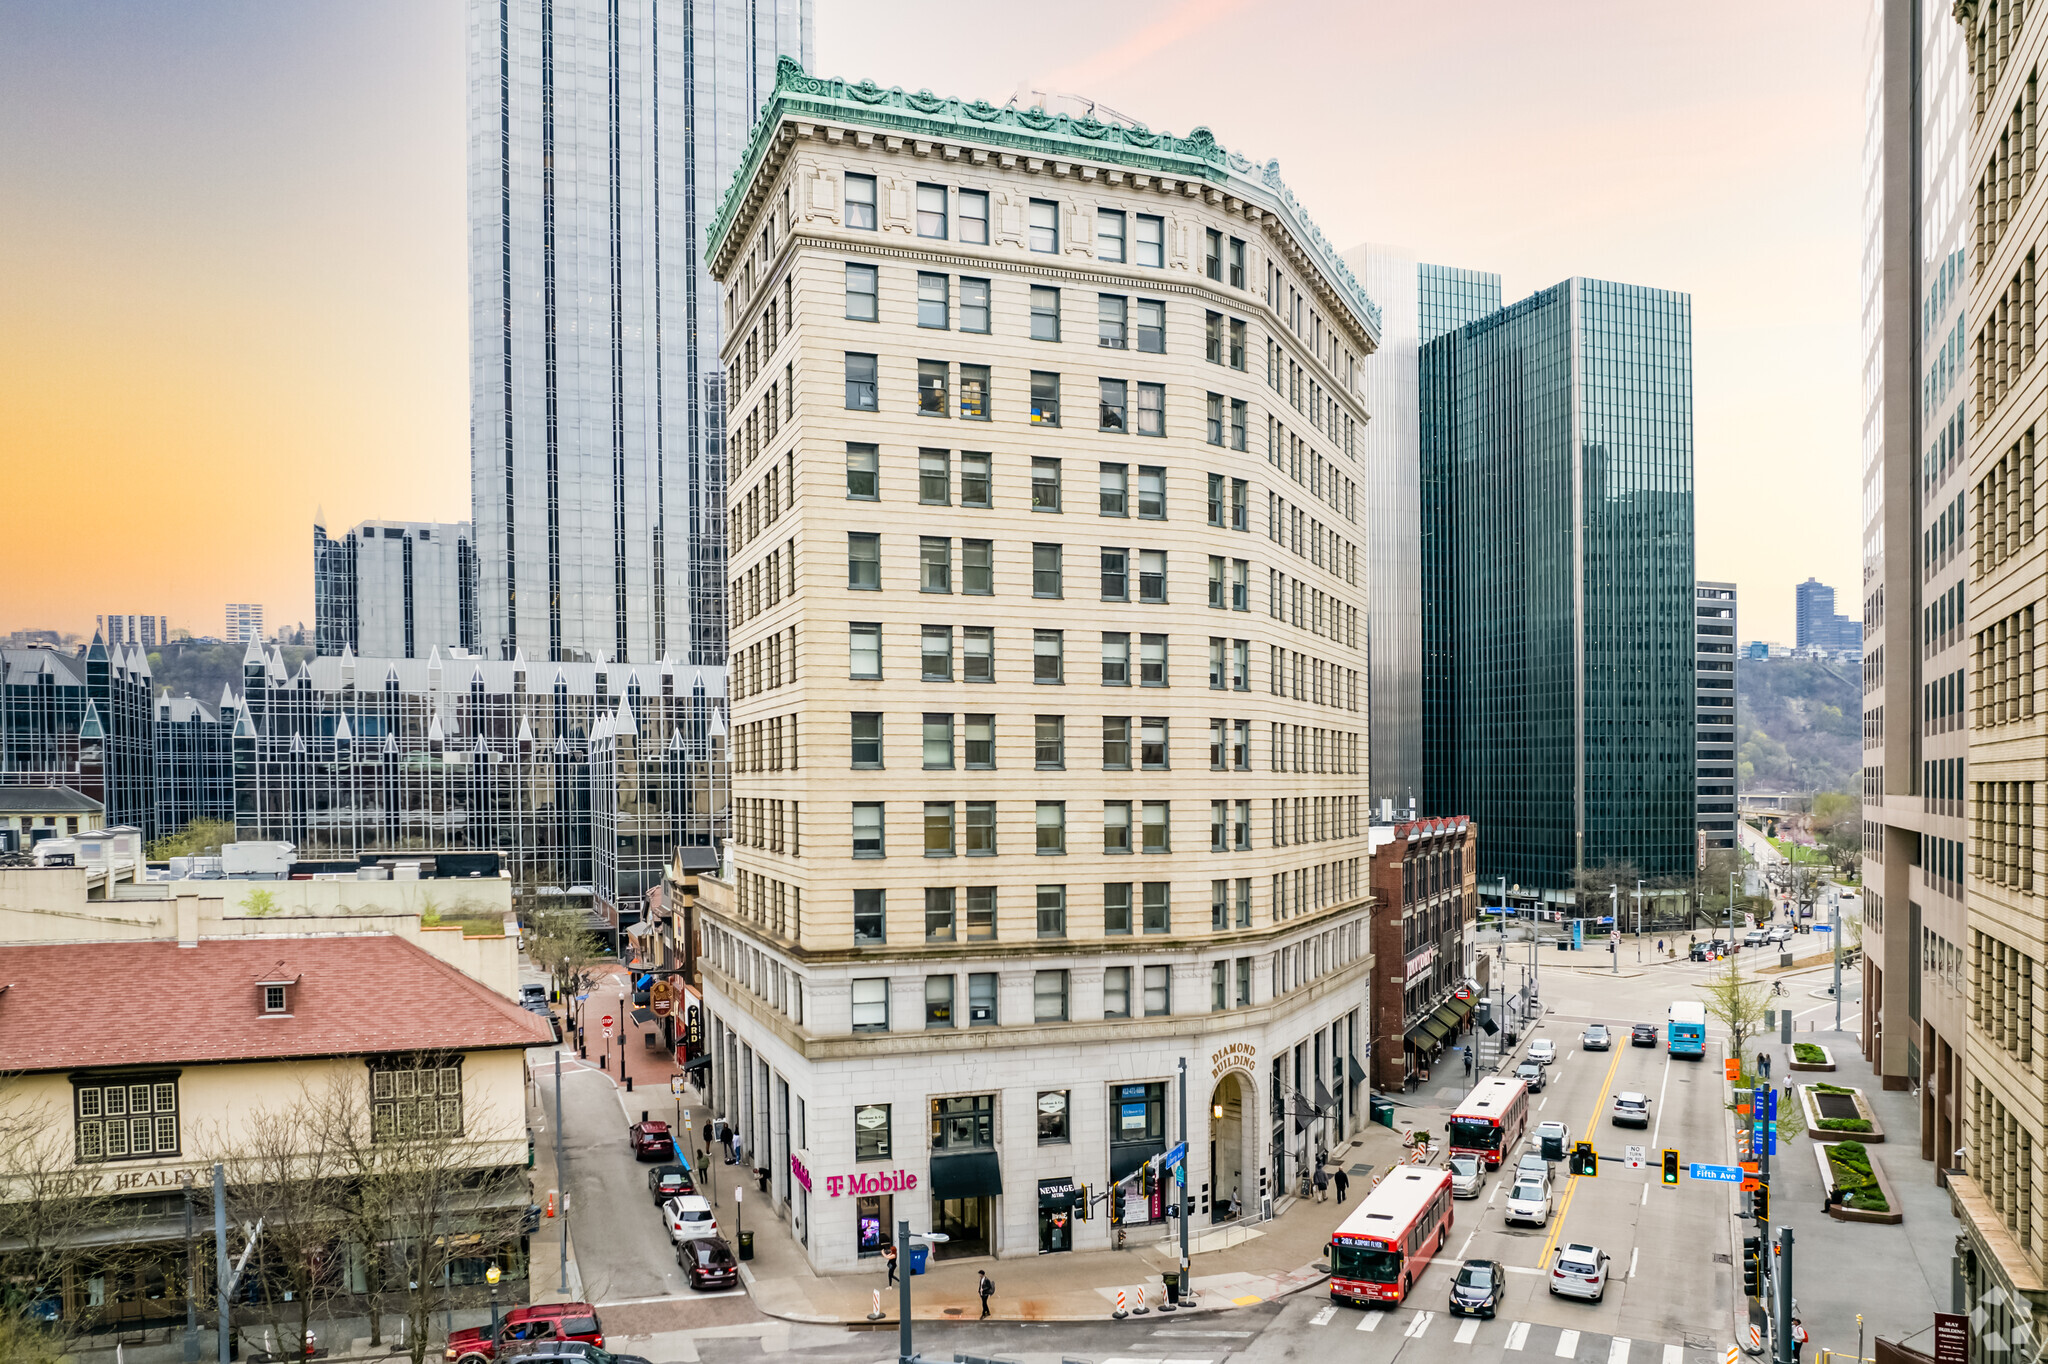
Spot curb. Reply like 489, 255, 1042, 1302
744, 1261, 1335, 1326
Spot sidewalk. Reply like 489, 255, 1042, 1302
736, 1116, 1439, 1324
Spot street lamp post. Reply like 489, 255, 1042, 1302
486, 1264, 501, 1343
895, 1222, 949, 1364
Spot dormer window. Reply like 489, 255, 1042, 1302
257, 965, 299, 1016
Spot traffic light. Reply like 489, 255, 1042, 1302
1741, 1235, 1762, 1296
1572, 1142, 1598, 1177
1753, 1182, 1770, 1222
1075, 1184, 1091, 1221
1662, 1149, 1680, 1185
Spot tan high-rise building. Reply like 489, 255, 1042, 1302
1954, 0, 2048, 1342
696, 61, 1380, 1272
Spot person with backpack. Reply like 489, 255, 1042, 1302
977, 1270, 994, 1319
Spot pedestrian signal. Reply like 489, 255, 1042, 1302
1661, 1149, 1680, 1185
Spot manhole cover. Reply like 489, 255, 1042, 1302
1349, 1163, 1373, 1177
943, 1307, 965, 1316
1713, 1253, 1732, 1264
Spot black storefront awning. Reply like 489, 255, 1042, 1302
1038, 1175, 1081, 1211
1348, 1054, 1368, 1085
680, 1053, 712, 1072
1431, 1004, 1464, 1033
931, 1150, 1004, 1200
1406, 1016, 1449, 1049
630, 1007, 656, 1026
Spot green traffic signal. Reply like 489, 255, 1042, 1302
1661, 1148, 1680, 1185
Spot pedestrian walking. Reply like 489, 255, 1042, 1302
732, 1131, 745, 1167
1334, 1168, 1350, 1204
1313, 1167, 1330, 1202
1758, 1051, 1772, 1079
977, 1270, 995, 1319
884, 1243, 898, 1287
1464, 1048, 1474, 1075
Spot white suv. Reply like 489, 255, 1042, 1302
1549, 1243, 1610, 1301
663, 1194, 720, 1243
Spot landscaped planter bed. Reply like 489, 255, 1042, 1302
1814, 1139, 1903, 1224
1796, 1082, 1886, 1142
1786, 1042, 1837, 1072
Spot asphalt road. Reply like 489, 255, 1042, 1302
541, 950, 1772, 1364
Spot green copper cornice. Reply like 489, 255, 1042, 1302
709, 58, 1380, 341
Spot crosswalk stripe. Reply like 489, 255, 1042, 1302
1406, 1311, 1435, 1338
1558, 1328, 1582, 1357
1456, 1318, 1481, 1344
1311, 1306, 1336, 1326
1506, 1321, 1531, 1351
1611, 1337, 1632, 1364
1357, 1311, 1381, 1332
1665, 1346, 1685, 1364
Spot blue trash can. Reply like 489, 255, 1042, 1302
908, 1244, 929, 1275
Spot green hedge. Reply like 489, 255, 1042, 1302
1792, 1043, 1828, 1064
1818, 1118, 1873, 1133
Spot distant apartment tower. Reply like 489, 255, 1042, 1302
1695, 583, 1737, 850
224, 604, 264, 645
1859, 0, 1974, 1215
1422, 280, 1697, 895
701, 63, 1378, 1271
1344, 246, 1500, 814
313, 517, 478, 659
466, 0, 813, 665
96, 614, 168, 650
1950, 0, 2044, 1332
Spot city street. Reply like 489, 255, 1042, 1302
528, 946, 1871, 1364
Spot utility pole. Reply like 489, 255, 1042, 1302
183, 1172, 199, 1364
1610, 885, 1619, 973
1177, 1056, 1191, 1305
556, 1050, 569, 1293
1776, 1227, 1796, 1364
1831, 895, 1843, 1033
214, 1164, 230, 1364
898, 1217, 915, 1364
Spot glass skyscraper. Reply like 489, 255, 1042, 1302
467, 0, 812, 666
1421, 278, 1696, 891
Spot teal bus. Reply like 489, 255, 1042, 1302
1668, 1001, 1707, 1057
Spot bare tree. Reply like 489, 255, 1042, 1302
1699, 956, 1775, 1067
320, 1055, 530, 1364
525, 896, 604, 1014
207, 1095, 352, 1360
0, 1077, 145, 1361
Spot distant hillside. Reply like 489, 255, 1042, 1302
1737, 656, 1860, 795
146, 642, 315, 709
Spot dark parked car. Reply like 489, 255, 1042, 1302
444, 1303, 606, 1364
628, 1120, 674, 1161
678, 1235, 740, 1290
1689, 941, 1712, 962
1630, 1023, 1658, 1047
648, 1162, 695, 1202
500, 1345, 652, 1364
1449, 1258, 1504, 1318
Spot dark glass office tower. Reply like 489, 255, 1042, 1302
1421, 278, 1696, 891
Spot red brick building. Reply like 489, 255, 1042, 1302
1368, 816, 1478, 1090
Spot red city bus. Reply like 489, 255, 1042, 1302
1328, 1166, 1454, 1306
1447, 1075, 1529, 1170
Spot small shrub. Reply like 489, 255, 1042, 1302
241, 888, 280, 917
1813, 1082, 1855, 1095
1792, 1043, 1827, 1064
1818, 1118, 1873, 1133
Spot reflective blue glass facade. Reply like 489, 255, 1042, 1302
1421, 279, 1696, 890
1418, 264, 1502, 345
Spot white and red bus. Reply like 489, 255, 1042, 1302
1328, 1165, 1454, 1306
1447, 1075, 1529, 1170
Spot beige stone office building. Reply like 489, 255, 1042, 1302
697, 61, 1380, 1272
1953, 0, 2048, 1348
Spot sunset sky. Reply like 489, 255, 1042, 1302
0, 1, 1864, 645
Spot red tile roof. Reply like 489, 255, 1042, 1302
0, 936, 553, 1072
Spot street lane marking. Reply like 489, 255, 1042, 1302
1640, 1185, 1648, 1206
1357, 1312, 1382, 1331
1539, 1096, 1549, 1111
1312, 1306, 1336, 1326
1629, 1246, 1640, 1278
1557, 1329, 1582, 1357
1664, 1345, 1685, 1364
1506, 1321, 1530, 1351
1406, 1311, 1435, 1338
1457, 1318, 1481, 1344
1611, 1338, 1632, 1364
1457, 1230, 1475, 1258
1536, 1033, 1628, 1267
1651, 1050, 1673, 1148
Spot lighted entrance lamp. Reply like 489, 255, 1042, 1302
1213, 1103, 1224, 1119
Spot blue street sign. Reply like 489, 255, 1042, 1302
1813, 924, 1834, 933
1689, 1163, 1744, 1183
1767, 1089, 1778, 1120
1161, 1140, 1189, 1170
